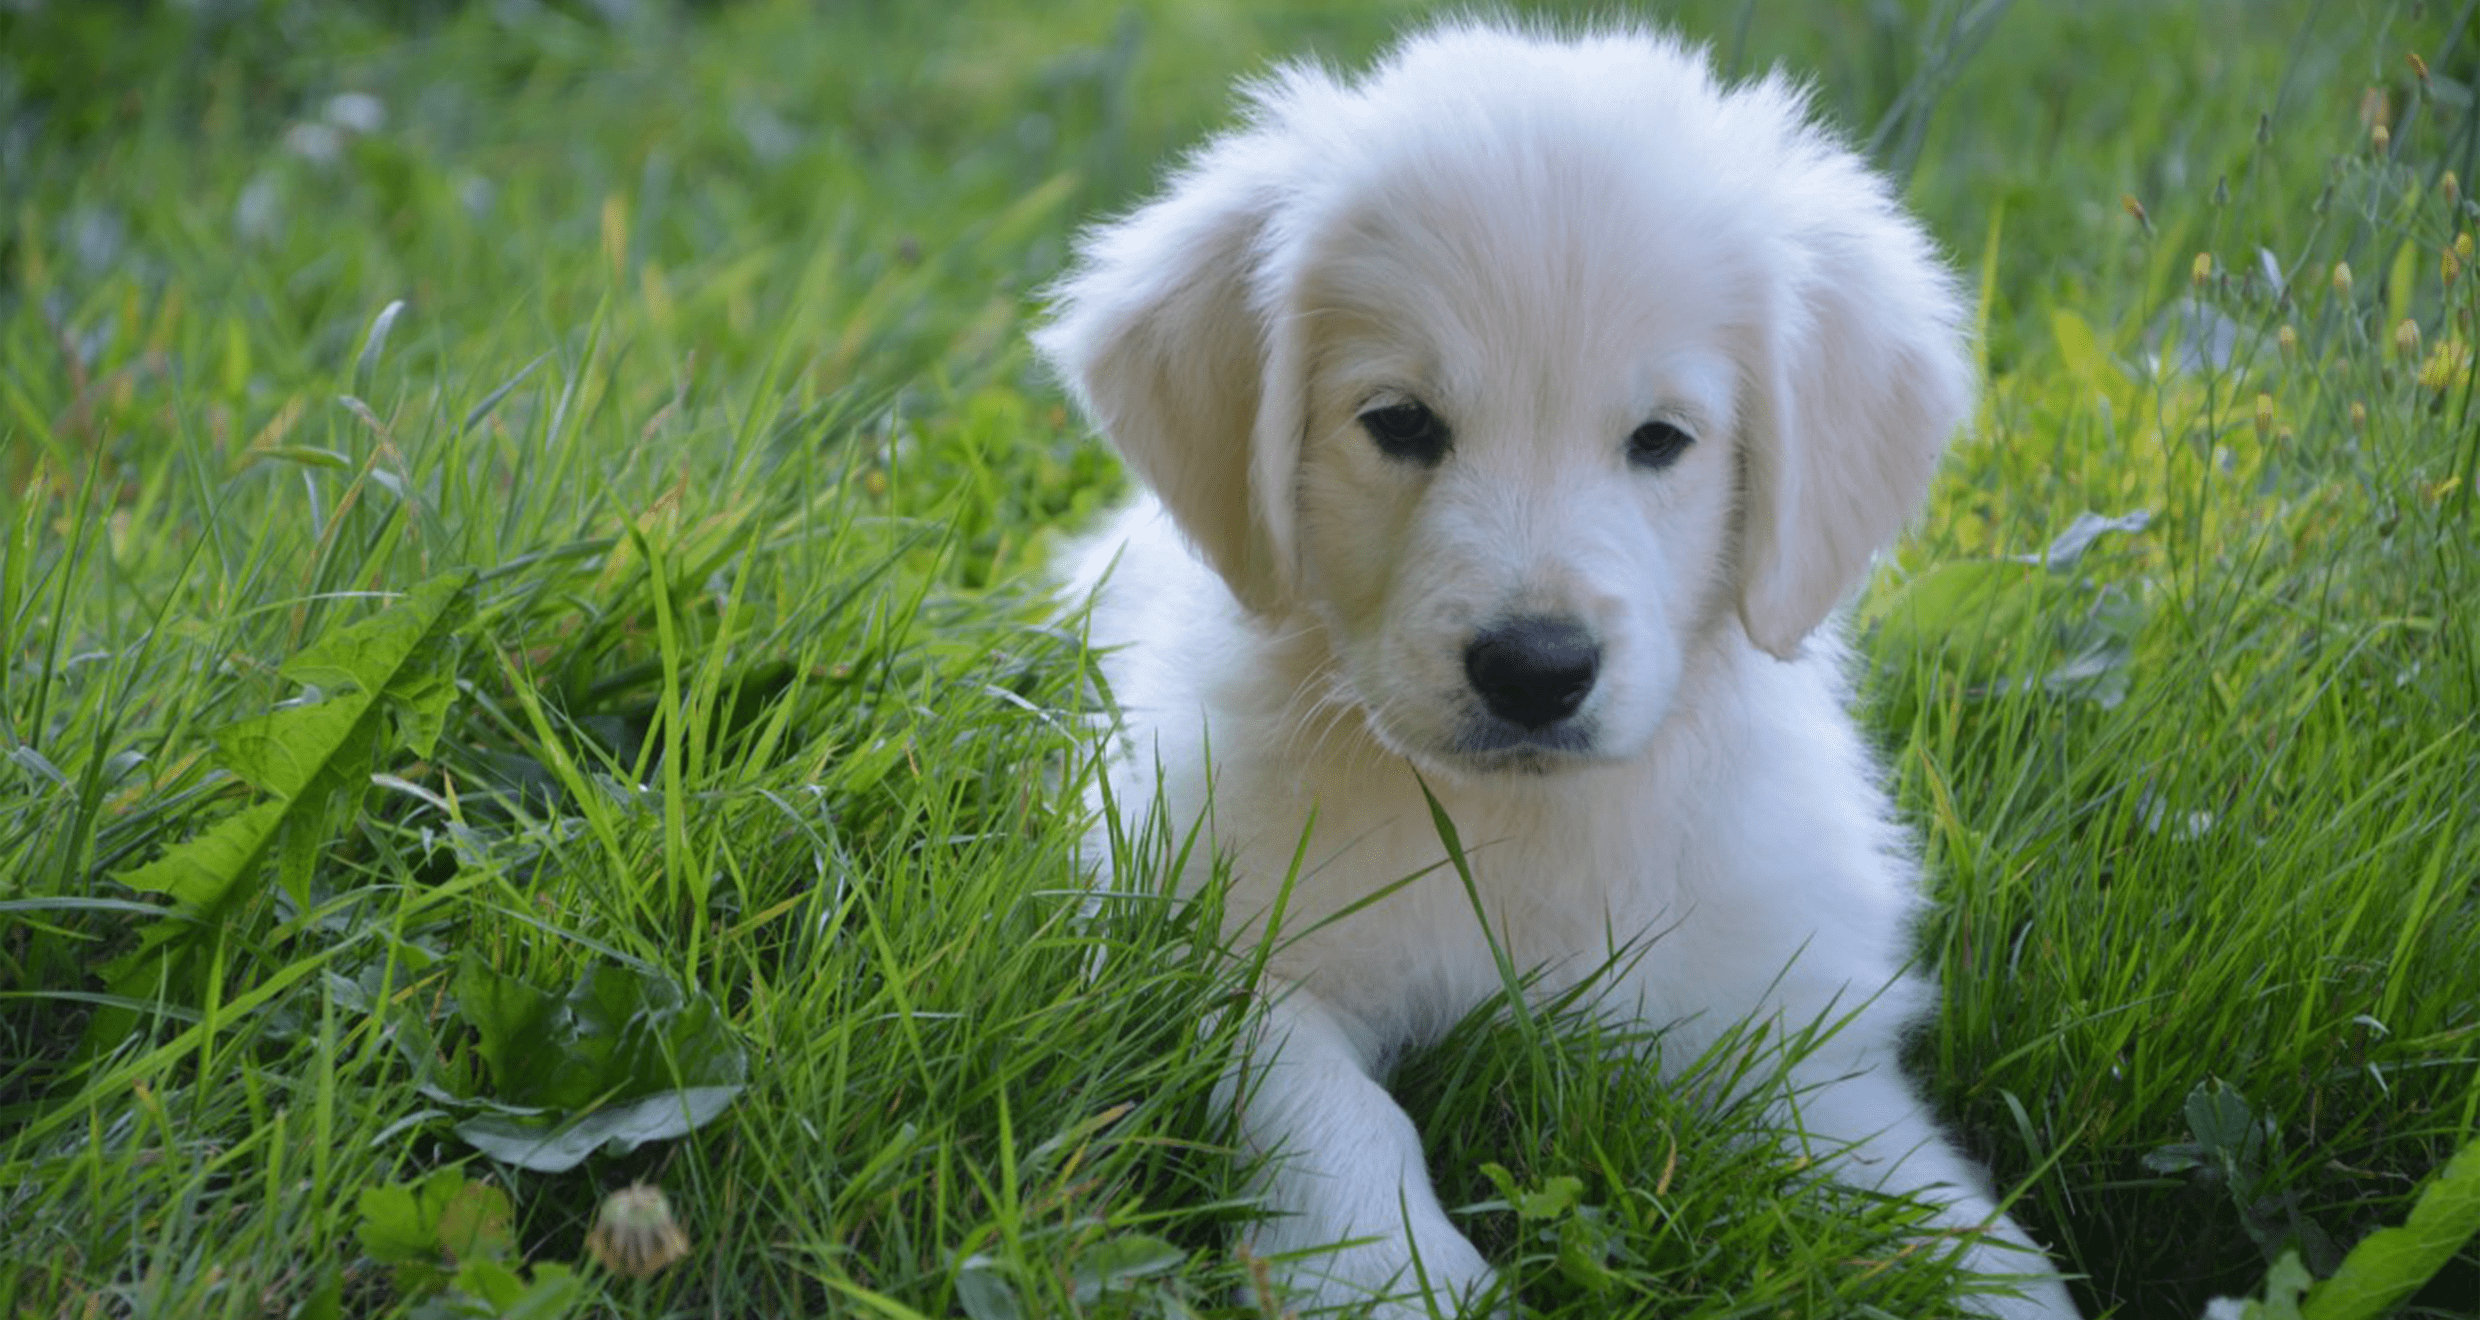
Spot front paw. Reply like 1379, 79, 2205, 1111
1249, 1223, 1501, 1318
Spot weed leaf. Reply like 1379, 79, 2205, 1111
454, 1088, 742, 1173
110, 798, 289, 914
1066, 1234, 1184, 1303
446, 951, 748, 1172
953, 1257, 1022, 1320
119, 569, 476, 910
2299, 1135, 2480, 1320
358, 1167, 514, 1295
1866, 544, 2145, 707
2031, 509, 2151, 570
94, 572, 477, 1058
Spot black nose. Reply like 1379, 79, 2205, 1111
1463, 617, 1600, 729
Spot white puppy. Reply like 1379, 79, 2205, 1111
1037, 20, 2078, 1320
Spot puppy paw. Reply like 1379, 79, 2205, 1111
1958, 1273, 2081, 1320
1252, 1224, 1501, 1319
1950, 1226, 2082, 1320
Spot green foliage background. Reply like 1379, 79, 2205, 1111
3, 1, 2476, 1317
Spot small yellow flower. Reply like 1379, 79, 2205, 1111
2253, 393, 2274, 441
2374, 122, 2392, 154
2277, 324, 2299, 362
2192, 252, 2214, 286
2395, 318, 2422, 360
2332, 261, 2354, 300
2446, 247, 2464, 287
2420, 337, 2473, 392
2350, 401, 2368, 434
588, 1184, 691, 1279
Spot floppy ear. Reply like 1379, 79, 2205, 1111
1032, 134, 1305, 616
1737, 173, 1974, 659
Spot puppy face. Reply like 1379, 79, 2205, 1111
1037, 23, 1973, 777
1289, 177, 1753, 772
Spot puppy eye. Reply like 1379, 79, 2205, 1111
1358, 401, 1451, 466
1626, 420, 1694, 471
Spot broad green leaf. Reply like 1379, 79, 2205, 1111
358, 1166, 495, 1297
215, 691, 385, 802
114, 798, 288, 912
451, 1258, 533, 1311
2050, 307, 2120, 400
453, 952, 747, 1107
2225, 1251, 2314, 1320
120, 568, 476, 911
94, 570, 480, 1060
2186, 1079, 2259, 1164
954, 1258, 1023, 1320
1867, 552, 2144, 707
294, 1268, 345, 1320
2301, 1136, 2480, 1320
1511, 1174, 1586, 1222
1556, 1208, 1624, 1294
358, 1167, 468, 1265
453, 1086, 742, 1173
453, 952, 567, 1104
489, 1262, 586, 1320
1870, 560, 2046, 665
1067, 1234, 1184, 1303
2036, 509, 2151, 569
446, 951, 748, 1172
274, 568, 474, 761
437, 1178, 518, 1262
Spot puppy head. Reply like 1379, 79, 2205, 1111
1037, 22, 1971, 772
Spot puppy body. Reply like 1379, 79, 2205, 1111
1043, 22, 2077, 1318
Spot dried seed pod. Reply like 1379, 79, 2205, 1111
588, 1184, 691, 1279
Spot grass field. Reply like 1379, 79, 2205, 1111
4, 1, 2477, 1317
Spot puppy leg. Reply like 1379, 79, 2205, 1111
1785, 1057, 2082, 1319
1231, 987, 1495, 1317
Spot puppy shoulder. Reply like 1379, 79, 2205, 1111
1061, 497, 1275, 742
1693, 631, 1923, 891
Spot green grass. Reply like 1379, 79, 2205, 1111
3, 1, 2476, 1317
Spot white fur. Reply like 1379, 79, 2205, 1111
1037, 20, 2078, 1319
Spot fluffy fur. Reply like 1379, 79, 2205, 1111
1037, 20, 2079, 1319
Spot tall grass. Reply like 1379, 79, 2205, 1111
3, 2, 2474, 1318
